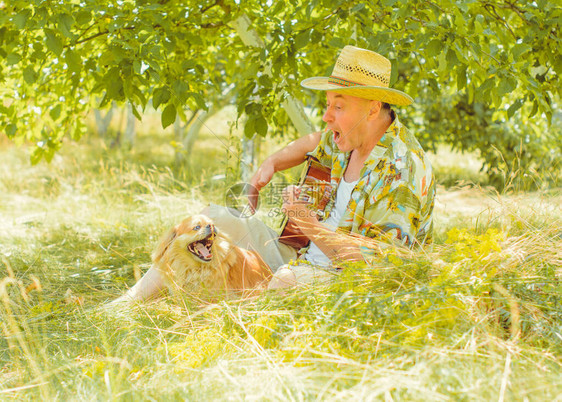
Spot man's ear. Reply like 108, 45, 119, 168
152, 226, 178, 262
368, 100, 382, 120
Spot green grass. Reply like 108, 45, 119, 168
1, 125, 561, 401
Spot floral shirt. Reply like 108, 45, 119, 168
307, 117, 435, 259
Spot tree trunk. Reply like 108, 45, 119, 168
240, 134, 257, 182
174, 108, 213, 169
93, 102, 115, 137
123, 103, 136, 148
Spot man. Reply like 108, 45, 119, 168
251, 45, 435, 288
110, 46, 434, 302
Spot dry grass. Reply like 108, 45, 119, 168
0, 121, 561, 400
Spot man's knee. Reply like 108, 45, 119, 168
267, 266, 297, 289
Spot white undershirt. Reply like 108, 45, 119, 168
303, 177, 358, 266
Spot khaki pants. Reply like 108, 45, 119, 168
205, 204, 297, 272
268, 262, 339, 289
206, 205, 339, 288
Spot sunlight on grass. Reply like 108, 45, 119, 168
0, 126, 561, 400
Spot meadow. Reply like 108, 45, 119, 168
0, 114, 561, 401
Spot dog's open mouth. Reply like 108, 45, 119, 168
187, 234, 214, 262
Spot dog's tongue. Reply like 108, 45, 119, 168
196, 242, 211, 258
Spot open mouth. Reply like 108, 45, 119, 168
187, 234, 214, 262
333, 130, 341, 142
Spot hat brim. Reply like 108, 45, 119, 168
301, 77, 413, 106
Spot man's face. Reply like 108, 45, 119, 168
322, 92, 372, 152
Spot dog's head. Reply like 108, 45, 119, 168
153, 215, 220, 265
151, 214, 271, 296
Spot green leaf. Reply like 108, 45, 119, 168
254, 115, 268, 137
65, 49, 82, 72
389, 59, 398, 86
30, 147, 44, 165
258, 75, 272, 89
45, 29, 63, 56
105, 68, 124, 99
195, 64, 205, 75
172, 80, 189, 103
13, 10, 31, 29
478, 77, 495, 93
163, 37, 176, 53
507, 99, 524, 119
75, 10, 92, 26
497, 77, 517, 97
456, 65, 467, 90
6, 123, 17, 138
294, 31, 310, 49
153, 87, 171, 110
244, 102, 262, 115
72, 122, 87, 141
162, 103, 176, 129
244, 116, 255, 138
553, 55, 562, 75
189, 92, 207, 110
131, 103, 142, 121
182, 60, 197, 71
185, 32, 203, 46
7, 53, 21, 65
44, 145, 57, 163
23, 66, 37, 84
49, 104, 62, 121
468, 83, 475, 104
351, 4, 365, 12
328, 37, 345, 48
437, 50, 447, 74
146, 58, 161, 72
446, 48, 458, 68
425, 39, 442, 57
528, 100, 538, 118
110, 44, 127, 62
511, 43, 531, 60
58, 14, 76, 40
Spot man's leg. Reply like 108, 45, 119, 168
267, 266, 297, 289
267, 263, 337, 290
203, 204, 297, 271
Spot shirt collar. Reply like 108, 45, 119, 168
364, 116, 400, 166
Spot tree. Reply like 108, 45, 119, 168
1, 0, 560, 186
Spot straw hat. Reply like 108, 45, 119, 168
301, 46, 413, 106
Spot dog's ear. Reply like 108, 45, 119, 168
152, 226, 178, 263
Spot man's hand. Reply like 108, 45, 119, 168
246, 132, 322, 214
281, 185, 318, 223
281, 184, 365, 264
248, 159, 275, 213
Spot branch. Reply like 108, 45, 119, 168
75, 20, 98, 42
482, 3, 517, 39
68, 19, 225, 48
73, 27, 134, 46
200, 0, 221, 14
502, 1, 531, 26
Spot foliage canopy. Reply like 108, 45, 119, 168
0, 0, 560, 186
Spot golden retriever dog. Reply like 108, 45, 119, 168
110, 215, 272, 304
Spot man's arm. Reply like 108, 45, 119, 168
282, 186, 366, 263
297, 215, 365, 262
248, 131, 322, 211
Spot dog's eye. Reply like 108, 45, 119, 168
194, 225, 201, 230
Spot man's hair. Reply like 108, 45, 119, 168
381, 102, 396, 121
